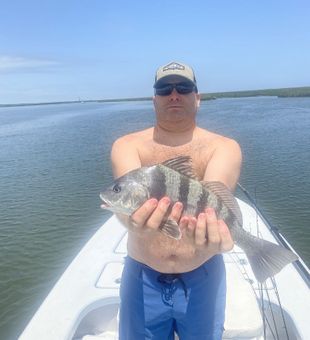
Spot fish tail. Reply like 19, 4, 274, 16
242, 236, 298, 282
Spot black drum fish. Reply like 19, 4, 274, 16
100, 156, 298, 282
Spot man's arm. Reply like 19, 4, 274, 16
111, 136, 142, 178
180, 137, 241, 256
111, 135, 178, 233
203, 138, 242, 191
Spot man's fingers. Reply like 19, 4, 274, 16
169, 202, 183, 223
218, 220, 234, 252
179, 215, 196, 238
179, 216, 189, 231
205, 208, 221, 249
131, 199, 184, 233
205, 208, 234, 252
146, 197, 171, 230
131, 200, 234, 253
195, 213, 207, 246
130, 198, 158, 228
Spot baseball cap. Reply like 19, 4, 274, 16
154, 61, 197, 88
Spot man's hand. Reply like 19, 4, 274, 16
180, 208, 234, 254
129, 199, 234, 256
129, 197, 183, 234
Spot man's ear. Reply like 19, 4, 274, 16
196, 93, 201, 108
153, 96, 158, 109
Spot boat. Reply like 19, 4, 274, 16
19, 185, 310, 340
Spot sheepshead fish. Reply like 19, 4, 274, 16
100, 156, 298, 282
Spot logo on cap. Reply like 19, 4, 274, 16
163, 62, 185, 72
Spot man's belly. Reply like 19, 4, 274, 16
127, 232, 210, 273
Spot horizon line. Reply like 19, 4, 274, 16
1, 85, 309, 107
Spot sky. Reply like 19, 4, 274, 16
1, 0, 309, 104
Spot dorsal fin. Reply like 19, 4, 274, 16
203, 181, 243, 226
161, 156, 197, 179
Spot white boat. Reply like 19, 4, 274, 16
19, 187, 310, 340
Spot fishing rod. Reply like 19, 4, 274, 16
237, 183, 310, 287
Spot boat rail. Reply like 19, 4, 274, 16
237, 183, 310, 287
237, 183, 310, 339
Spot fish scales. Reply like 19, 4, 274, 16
159, 165, 181, 202
178, 176, 190, 212
206, 190, 219, 210
161, 165, 204, 216
185, 178, 203, 215
204, 187, 236, 226
155, 165, 235, 221
194, 187, 210, 217
218, 204, 230, 222
214, 193, 224, 218
148, 166, 167, 199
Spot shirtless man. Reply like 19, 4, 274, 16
111, 62, 242, 339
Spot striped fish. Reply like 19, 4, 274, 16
100, 156, 298, 282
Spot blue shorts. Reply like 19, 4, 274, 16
119, 255, 226, 340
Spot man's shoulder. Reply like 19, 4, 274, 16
113, 127, 154, 148
111, 128, 154, 177
196, 127, 240, 148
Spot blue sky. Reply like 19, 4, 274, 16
1, 0, 309, 104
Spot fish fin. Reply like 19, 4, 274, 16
159, 219, 182, 240
161, 156, 197, 179
203, 181, 243, 226
243, 236, 299, 282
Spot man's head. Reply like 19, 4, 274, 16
152, 62, 200, 130
154, 61, 197, 90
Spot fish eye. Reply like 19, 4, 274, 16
112, 184, 122, 193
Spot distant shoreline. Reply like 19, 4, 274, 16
1, 86, 309, 108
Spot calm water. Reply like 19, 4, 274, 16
0, 97, 309, 339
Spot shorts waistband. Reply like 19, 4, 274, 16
125, 255, 224, 284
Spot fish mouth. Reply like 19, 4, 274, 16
100, 202, 110, 209
99, 194, 110, 209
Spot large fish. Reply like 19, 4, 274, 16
100, 156, 298, 282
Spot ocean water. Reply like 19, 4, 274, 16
0, 97, 309, 339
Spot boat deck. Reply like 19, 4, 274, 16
19, 199, 310, 340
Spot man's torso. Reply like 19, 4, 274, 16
125, 126, 227, 273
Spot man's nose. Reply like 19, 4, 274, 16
169, 88, 180, 100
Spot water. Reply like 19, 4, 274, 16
0, 97, 309, 339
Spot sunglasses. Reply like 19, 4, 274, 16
154, 82, 197, 96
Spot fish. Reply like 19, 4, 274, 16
100, 156, 298, 282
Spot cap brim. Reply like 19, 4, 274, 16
154, 75, 196, 88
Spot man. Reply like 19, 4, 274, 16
111, 61, 242, 339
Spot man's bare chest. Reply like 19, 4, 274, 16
139, 141, 210, 180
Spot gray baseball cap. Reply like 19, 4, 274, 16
154, 61, 197, 88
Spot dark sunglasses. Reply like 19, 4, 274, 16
154, 82, 197, 96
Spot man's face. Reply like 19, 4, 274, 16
153, 77, 200, 122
